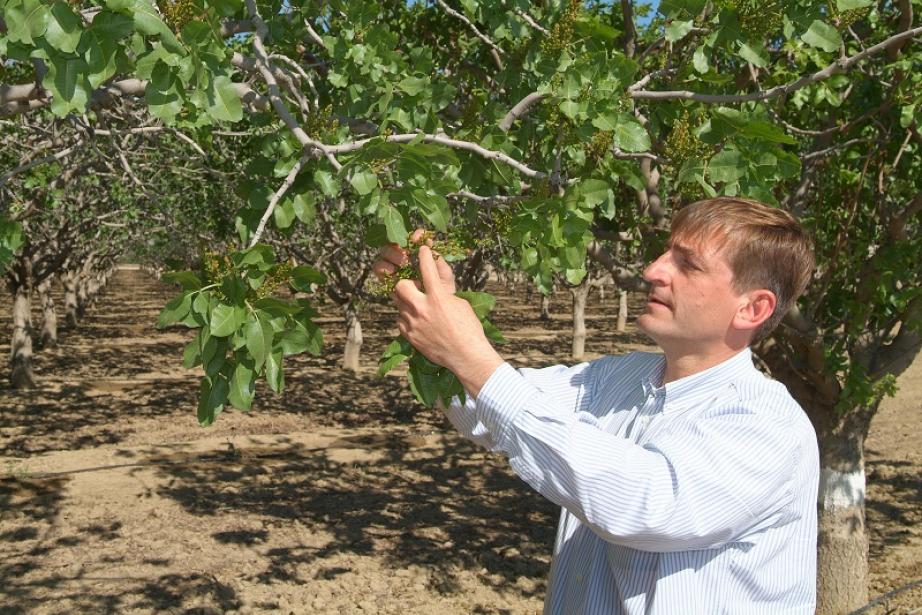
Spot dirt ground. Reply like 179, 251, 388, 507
0, 268, 919, 614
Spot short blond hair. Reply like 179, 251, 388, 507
670, 197, 815, 342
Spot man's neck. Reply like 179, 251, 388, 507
661, 345, 748, 384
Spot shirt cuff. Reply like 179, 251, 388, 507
475, 362, 536, 448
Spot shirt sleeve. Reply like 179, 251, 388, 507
442, 361, 593, 452
475, 364, 801, 552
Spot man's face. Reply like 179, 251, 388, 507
636, 235, 747, 351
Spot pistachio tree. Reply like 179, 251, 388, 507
2, 0, 920, 610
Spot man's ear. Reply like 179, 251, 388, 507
733, 289, 777, 332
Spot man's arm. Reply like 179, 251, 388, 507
440, 361, 595, 452
475, 364, 807, 552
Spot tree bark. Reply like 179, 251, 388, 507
342, 305, 363, 372
37, 276, 57, 348
570, 280, 590, 360
10, 282, 36, 389
617, 289, 628, 332
815, 419, 871, 615
62, 269, 79, 328
540, 294, 551, 320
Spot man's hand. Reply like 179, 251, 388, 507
372, 229, 456, 294
372, 234, 503, 398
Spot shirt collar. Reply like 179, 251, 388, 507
640, 348, 755, 411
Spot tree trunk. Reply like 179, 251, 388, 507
37, 277, 57, 348
342, 306, 363, 372
540, 294, 551, 321
63, 270, 79, 328
10, 283, 36, 389
617, 289, 628, 332
815, 422, 870, 615
76, 273, 89, 317
570, 281, 590, 360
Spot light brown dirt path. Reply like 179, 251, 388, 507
0, 268, 920, 614
864, 354, 922, 614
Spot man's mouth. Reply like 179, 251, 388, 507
647, 296, 671, 308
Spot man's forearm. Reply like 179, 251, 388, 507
447, 347, 505, 399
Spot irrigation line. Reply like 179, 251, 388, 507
848, 577, 922, 614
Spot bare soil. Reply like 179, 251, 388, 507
0, 269, 919, 614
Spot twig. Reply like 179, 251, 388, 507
501, 1, 548, 35
0, 142, 82, 189
323, 132, 545, 178
249, 154, 309, 248
245, 0, 342, 171
801, 137, 873, 161
434, 0, 505, 69
630, 26, 922, 104
169, 129, 207, 157
303, 18, 325, 47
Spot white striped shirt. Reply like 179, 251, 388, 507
446, 348, 819, 614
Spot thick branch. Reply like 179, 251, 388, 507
586, 241, 646, 291
499, 92, 549, 131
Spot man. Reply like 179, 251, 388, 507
374, 197, 819, 614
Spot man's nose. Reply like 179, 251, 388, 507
643, 252, 670, 285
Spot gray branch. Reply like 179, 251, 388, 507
630, 26, 922, 104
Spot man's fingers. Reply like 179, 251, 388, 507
417, 246, 445, 296
372, 260, 396, 279
409, 228, 432, 245
392, 278, 423, 307
435, 255, 456, 293
379, 243, 409, 267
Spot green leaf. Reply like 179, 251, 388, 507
160, 270, 203, 290
290, 192, 316, 223
349, 168, 378, 196
379, 205, 408, 245
273, 200, 296, 229
378, 349, 410, 377
227, 360, 256, 411
411, 190, 450, 233
265, 350, 284, 393
692, 47, 709, 73
244, 316, 273, 370
407, 354, 441, 407
707, 149, 744, 183
611, 115, 651, 152
45, 2, 82, 53
456, 291, 496, 319
835, 0, 873, 9
482, 318, 506, 344
237, 243, 275, 268
289, 266, 326, 291
157, 292, 193, 328
738, 42, 768, 68
396, 75, 429, 96
279, 320, 323, 356
665, 19, 693, 42
253, 297, 301, 316
210, 303, 246, 337
182, 330, 204, 368
3, 0, 51, 45
314, 169, 340, 197
88, 10, 134, 39
579, 179, 612, 207
197, 374, 228, 427
207, 75, 243, 122
802, 20, 842, 52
